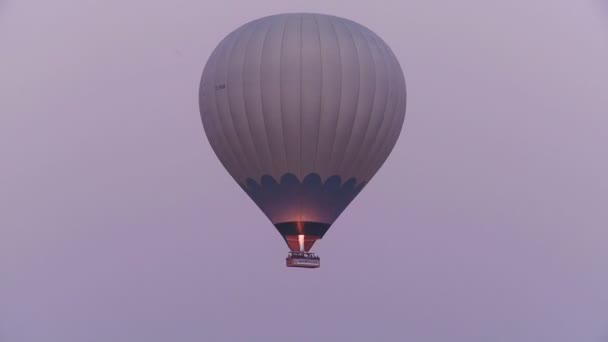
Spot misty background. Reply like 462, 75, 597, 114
1, 0, 607, 341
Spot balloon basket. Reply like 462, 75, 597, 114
286, 252, 320, 269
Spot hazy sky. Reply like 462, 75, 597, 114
1, 1, 607, 341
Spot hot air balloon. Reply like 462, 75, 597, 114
199, 13, 406, 268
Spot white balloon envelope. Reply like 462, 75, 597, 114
199, 13, 407, 267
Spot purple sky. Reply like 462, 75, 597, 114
1, 1, 608, 341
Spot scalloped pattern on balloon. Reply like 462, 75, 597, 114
241, 172, 367, 225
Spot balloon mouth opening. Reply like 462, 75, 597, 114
274, 221, 331, 252
285, 234, 320, 252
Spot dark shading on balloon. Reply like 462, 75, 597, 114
274, 221, 331, 251
241, 172, 366, 226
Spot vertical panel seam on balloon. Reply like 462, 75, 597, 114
207, 38, 235, 170
279, 15, 290, 173
371, 45, 405, 170
364, 44, 404, 179
223, 27, 256, 181
298, 14, 303, 221
345, 25, 379, 181
258, 18, 279, 177
366, 50, 406, 179
335, 21, 365, 179
241, 21, 265, 180
356, 31, 395, 181
325, 16, 343, 179
361, 30, 393, 175
311, 14, 323, 174
200, 52, 238, 180
349, 26, 387, 182
212, 32, 249, 181
299, 14, 303, 178
363, 74, 399, 178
